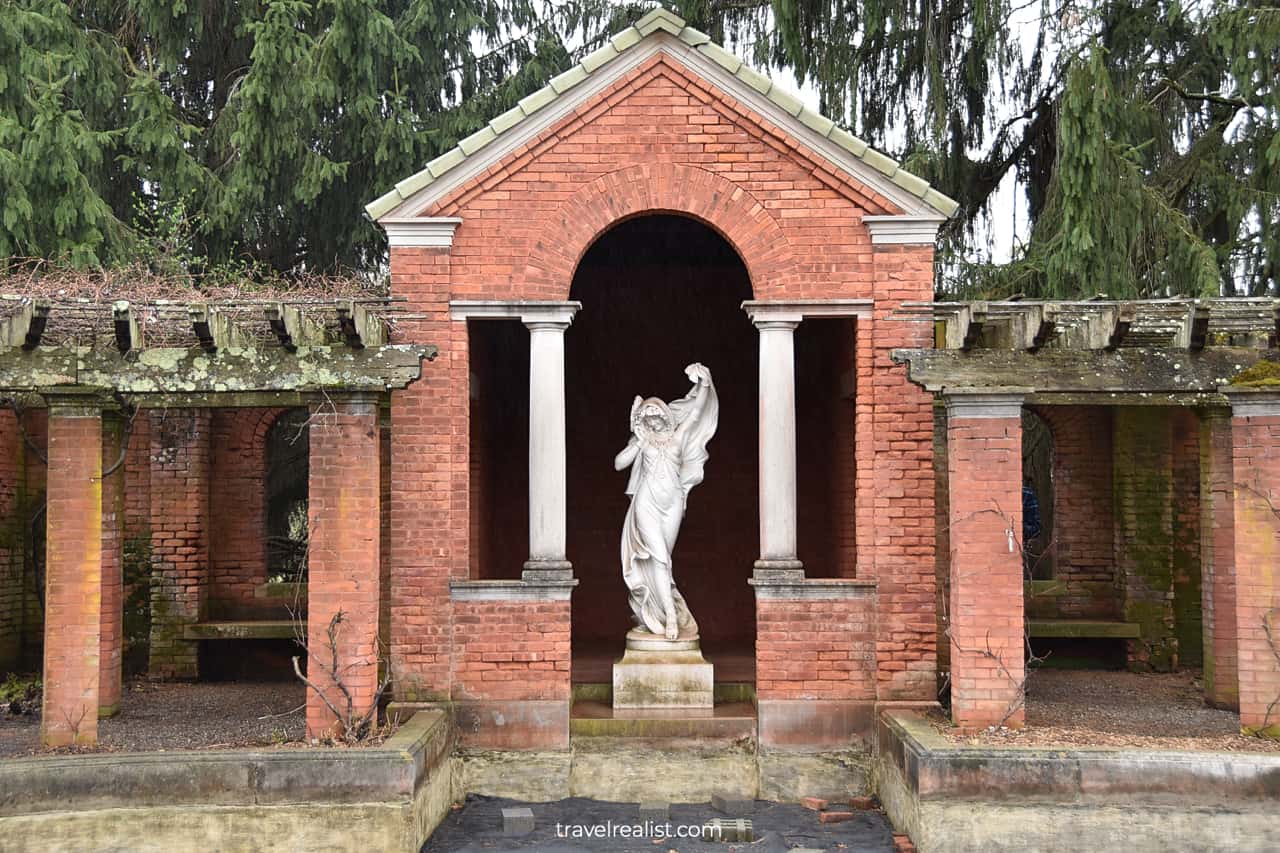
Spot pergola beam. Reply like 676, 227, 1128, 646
188, 304, 251, 354
1, 300, 51, 350
0, 343, 435, 397
895, 346, 1266, 398
113, 301, 138, 353
336, 299, 386, 349
265, 303, 329, 351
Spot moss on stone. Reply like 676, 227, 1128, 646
1229, 359, 1280, 386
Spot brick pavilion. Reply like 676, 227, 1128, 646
2, 8, 1278, 757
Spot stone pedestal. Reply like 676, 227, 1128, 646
612, 630, 714, 710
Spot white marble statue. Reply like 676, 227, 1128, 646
614, 363, 718, 640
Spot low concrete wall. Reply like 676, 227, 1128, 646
0, 710, 457, 853
878, 711, 1280, 853
458, 742, 873, 804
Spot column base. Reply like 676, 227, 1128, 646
522, 560, 573, 582
753, 559, 804, 582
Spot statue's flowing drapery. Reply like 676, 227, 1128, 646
618, 371, 718, 637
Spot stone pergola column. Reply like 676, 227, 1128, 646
449, 301, 581, 578
524, 311, 575, 576
305, 393, 382, 736
944, 392, 1026, 730
42, 394, 103, 747
1199, 407, 1238, 709
743, 301, 872, 576
1225, 391, 1280, 737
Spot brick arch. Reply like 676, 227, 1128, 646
522, 162, 792, 297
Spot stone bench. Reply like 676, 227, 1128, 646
181, 620, 298, 641
1025, 619, 1140, 639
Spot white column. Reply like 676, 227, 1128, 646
754, 317, 803, 572
524, 315, 574, 575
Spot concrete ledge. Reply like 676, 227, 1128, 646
748, 577, 876, 600
758, 699, 875, 748
448, 578, 577, 601
877, 710, 1280, 853
452, 699, 570, 749
0, 711, 457, 853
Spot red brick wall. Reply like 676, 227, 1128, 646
123, 415, 151, 542
1171, 408, 1203, 667
42, 407, 102, 746
946, 408, 1025, 729
0, 409, 24, 672
389, 247, 461, 701
1113, 407, 1178, 670
1229, 404, 1280, 733
208, 407, 285, 616
305, 398, 381, 736
755, 597, 875, 700
389, 51, 934, 701
21, 413, 46, 669
148, 409, 211, 679
99, 416, 124, 715
867, 245, 936, 701
1200, 410, 1237, 708
452, 600, 572, 701
1030, 406, 1119, 619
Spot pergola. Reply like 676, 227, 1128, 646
0, 294, 434, 746
894, 297, 1280, 735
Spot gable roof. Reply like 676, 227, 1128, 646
366, 8, 960, 221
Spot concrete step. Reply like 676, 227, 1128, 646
570, 700, 756, 739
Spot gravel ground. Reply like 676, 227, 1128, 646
0, 680, 306, 757
422, 795, 897, 853
938, 669, 1280, 752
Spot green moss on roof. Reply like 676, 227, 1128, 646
1230, 359, 1280, 386
365, 8, 960, 221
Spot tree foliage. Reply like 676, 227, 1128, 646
0, 0, 1276, 298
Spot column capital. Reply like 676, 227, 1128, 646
1223, 389, 1280, 418
41, 389, 108, 417
381, 217, 462, 249
742, 299, 873, 327
944, 391, 1025, 420
449, 300, 581, 328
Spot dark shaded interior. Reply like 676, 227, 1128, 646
566, 215, 757, 650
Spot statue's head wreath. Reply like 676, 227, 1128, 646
632, 396, 675, 438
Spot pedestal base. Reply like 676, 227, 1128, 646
612, 629, 714, 710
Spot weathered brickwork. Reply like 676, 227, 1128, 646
389, 248, 459, 701
1114, 407, 1179, 671
208, 407, 286, 616
1200, 409, 1238, 708
148, 409, 211, 679
98, 415, 124, 717
305, 398, 381, 736
867, 245, 936, 700
42, 406, 102, 746
946, 409, 1025, 729
390, 52, 934, 702
1229, 406, 1280, 734
1171, 408, 1203, 667
755, 598, 875, 700
452, 600, 572, 701
0, 409, 24, 672
1030, 406, 1118, 619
